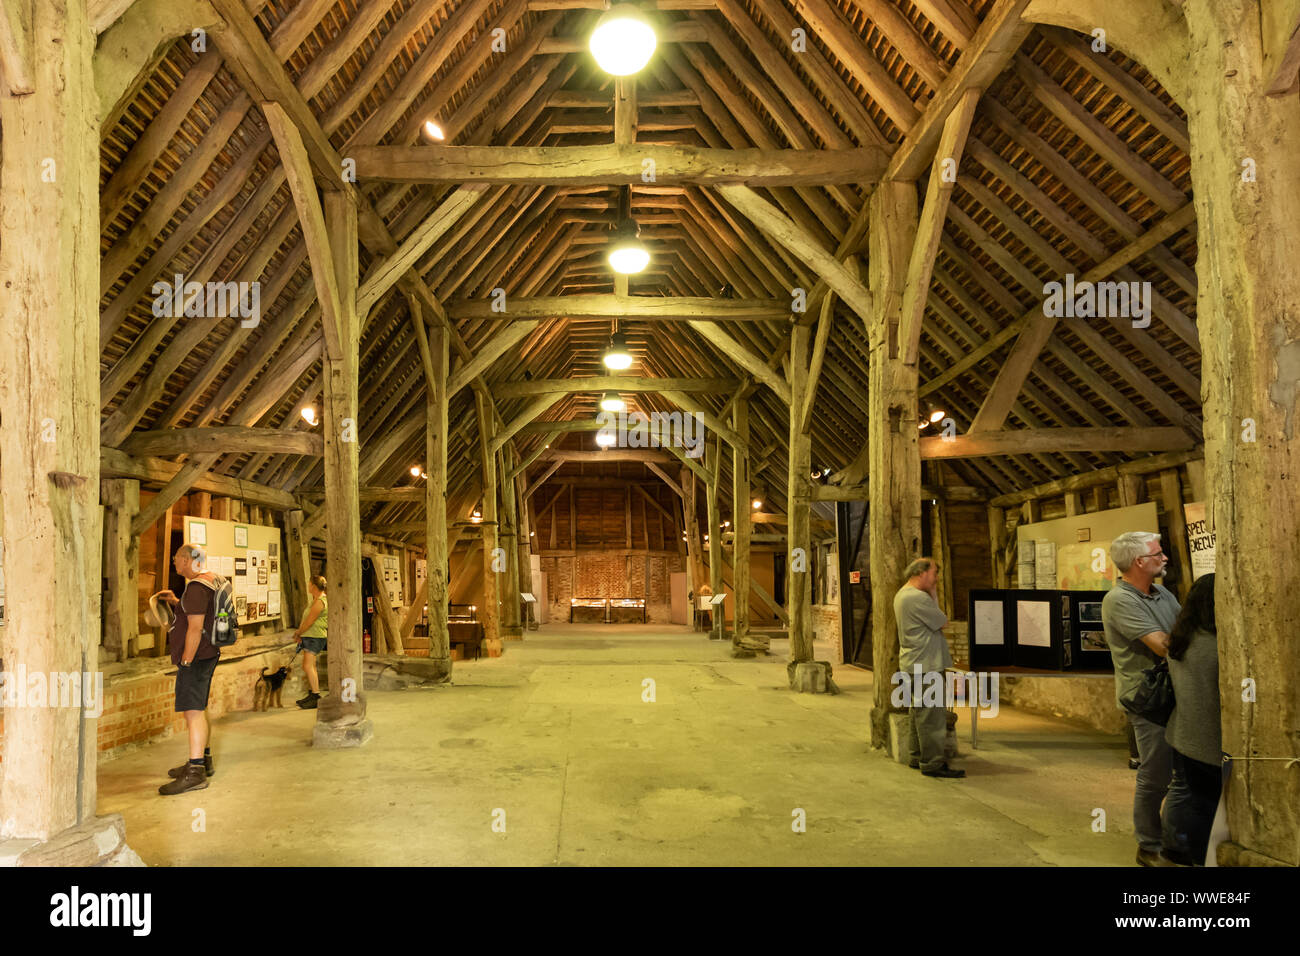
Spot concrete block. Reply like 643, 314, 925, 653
888, 712, 911, 765
787, 660, 838, 694
313, 717, 374, 750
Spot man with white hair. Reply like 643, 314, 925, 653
894, 557, 964, 778
152, 543, 223, 795
1102, 531, 1181, 866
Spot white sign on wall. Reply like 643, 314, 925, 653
1184, 501, 1216, 579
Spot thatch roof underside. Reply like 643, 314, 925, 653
98, 0, 1202, 542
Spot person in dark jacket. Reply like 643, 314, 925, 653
1162, 573, 1222, 865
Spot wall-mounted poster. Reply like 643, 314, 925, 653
235, 558, 247, 576
268, 542, 278, 558
235, 595, 247, 617
233, 525, 248, 548
257, 566, 268, 585
187, 520, 206, 546
1184, 502, 1216, 579
267, 590, 280, 616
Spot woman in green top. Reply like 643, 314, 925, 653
293, 575, 328, 709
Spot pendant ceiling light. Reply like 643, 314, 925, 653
595, 429, 618, 448
607, 224, 650, 274
607, 186, 649, 275
603, 330, 633, 371
600, 391, 626, 412
589, 4, 657, 76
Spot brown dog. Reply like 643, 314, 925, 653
253, 666, 290, 710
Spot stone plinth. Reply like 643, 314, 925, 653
0, 814, 142, 867
312, 716, 374, 749
363, 655, 452, 690
787, 660, 838, 694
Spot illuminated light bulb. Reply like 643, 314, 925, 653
918, 420, 930, 430
602, 332, 633, 370
752, 498, 762, 510
589, 5, 657, 76
600, 391, 626, 412
929, 408, 946, 423
411, 465, 421, 477
300, 406, 318, 426
607, 236, 649, 274
595, 430, 617, 448
423, 120, 445, 140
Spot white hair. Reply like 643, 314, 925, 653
1110, 531, 1160, 573
179, 543, 207, 569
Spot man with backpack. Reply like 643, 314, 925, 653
153, 543, 232, 795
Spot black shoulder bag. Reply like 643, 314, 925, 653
1120, 658, 1175, 726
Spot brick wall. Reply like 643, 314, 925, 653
944, 620, 970, 669
0, 632, 305, 765
540, 550, 683, 623
811, 604, 842, 664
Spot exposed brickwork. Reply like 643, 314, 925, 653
539, 550, 684, 623
0, 633, 306, 764
811, 604, 843, 663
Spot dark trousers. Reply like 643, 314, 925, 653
1163, 749, 1223, 865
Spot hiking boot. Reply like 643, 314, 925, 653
921, 763, 966, 778
168, 754, 213, 778
159, 763, 209, 796
1137, 848, 1179, 867
297, 691, 320, 709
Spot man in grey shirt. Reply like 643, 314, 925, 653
894, 557, 963, 778
1101, 531, 1181, 866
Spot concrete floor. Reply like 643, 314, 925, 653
98, 624, 1143, 866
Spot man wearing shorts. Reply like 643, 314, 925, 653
155, 543, 222, 795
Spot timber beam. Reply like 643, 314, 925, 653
348, 144, 889, 186
449, 296, 789, 322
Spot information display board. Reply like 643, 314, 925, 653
968, 588, 1114, 672
183, 516, 283, 624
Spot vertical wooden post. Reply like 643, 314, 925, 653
1182, 0, 1300, 864
476, 392, 502, 654
1184, 459, 1207, 502
0, 0, 103, 839
931, 497, 954, 619
1089, 485, 1108, 513
986, 505, 1007, 589
1063, 492, 1082, 516
706, 439, 723, 638
102, 480, 141, 661
285, 509, 311, 622
499, 444, 523, 639
315, 190, 369, 743
515, 455, 534, 628
866, 180, 921, 745
731, 396, 754, 652
426, 318, 451, 664
149, 503, 175, 655
682, 466, 700, 619
1159, 469, 1193, 599
1117, 473, 1144, 507
787, 322, 814, 664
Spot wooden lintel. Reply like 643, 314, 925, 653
924, 427, 1196, 461
449, 295, 789, 322
350, 144, 889, 186
122, 426, 322, 458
